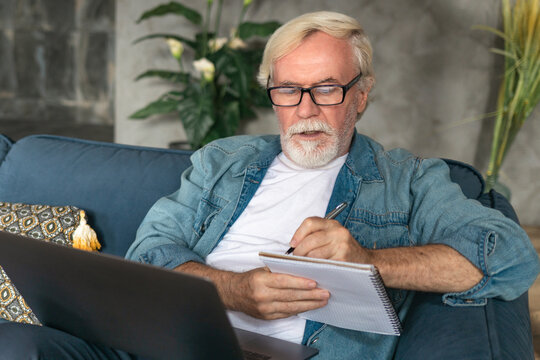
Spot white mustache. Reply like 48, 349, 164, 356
286, 120, 334, 138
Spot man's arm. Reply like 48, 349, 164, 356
289, 217, 483, 292
175, 261, 330, 320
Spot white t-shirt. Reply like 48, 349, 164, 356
206, 152, 347, 343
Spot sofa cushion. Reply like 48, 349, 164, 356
0, 266, 40, 325
0, 135, 193, 257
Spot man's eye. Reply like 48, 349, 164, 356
315, 86, 338, 95
277, 88, 298, 95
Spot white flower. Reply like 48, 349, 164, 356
229, 37, 247, 49
166, 39, 184, 60
209, 37, 228, 52
227, 27, 247, 49
193, 58, 215, 82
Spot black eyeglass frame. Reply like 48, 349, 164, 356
266, 73, 363, 107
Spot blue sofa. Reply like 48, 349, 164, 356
0, 134, 534, 359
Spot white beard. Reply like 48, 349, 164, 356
279, 97, 359, 168
281, 119, 340, 169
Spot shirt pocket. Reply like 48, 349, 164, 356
193, 193, 229, 238
346, 209, 410, 248
346, 209, 410, 307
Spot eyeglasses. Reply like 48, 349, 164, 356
267, 73, 362, 107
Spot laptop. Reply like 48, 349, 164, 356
0, 232, 318, 360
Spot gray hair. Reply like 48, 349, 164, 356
258, 11, 375, 91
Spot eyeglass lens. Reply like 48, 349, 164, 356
269, 86, 344, 106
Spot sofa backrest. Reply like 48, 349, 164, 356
0, 135, 192, 257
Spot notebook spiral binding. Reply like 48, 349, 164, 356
369, 270, 403, 335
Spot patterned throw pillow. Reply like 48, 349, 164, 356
0, 266, 40, 324
0, 202, 100, 325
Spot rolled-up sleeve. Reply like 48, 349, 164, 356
408, 158, 540, 305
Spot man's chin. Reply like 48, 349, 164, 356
284, 140, 339, 169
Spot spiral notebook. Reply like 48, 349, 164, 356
259, 252, 402, 336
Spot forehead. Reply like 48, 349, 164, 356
273, 31, 356, 85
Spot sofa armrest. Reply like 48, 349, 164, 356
394, 291, 533, 359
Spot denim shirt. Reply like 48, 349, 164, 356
126, 132, 539, 359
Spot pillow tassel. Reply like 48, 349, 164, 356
72, 210, 101, 251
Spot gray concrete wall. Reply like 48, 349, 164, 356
0, 0, 115, 126
115, 0, 540, 225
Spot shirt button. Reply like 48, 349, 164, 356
465, 299, 475, 304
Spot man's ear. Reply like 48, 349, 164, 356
356, 89, 370, 113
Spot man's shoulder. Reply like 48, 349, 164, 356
354, 134, 418, 167
363, 136, 450, 182
353, 134, 438, 183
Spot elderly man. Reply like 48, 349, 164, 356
127, 10, 539, 359
1, 11, 538, 360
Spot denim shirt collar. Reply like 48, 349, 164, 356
248, 135, 282, 171
345, 131, 383, 182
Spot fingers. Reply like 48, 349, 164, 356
263, 271, 317, 290
250, 270, 329, 302
290, 216, 334, 249
260, 299, 329, 320
290, 217, 349, 257
289, 217, 369, 263
240, 268, 330, 320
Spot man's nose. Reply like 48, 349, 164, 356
296, 91, 320, 118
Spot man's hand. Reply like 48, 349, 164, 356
290, 217, 370, 263
175, 262, 329, 320
230, 267, 330, 320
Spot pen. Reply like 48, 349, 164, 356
285, 202, 348, 255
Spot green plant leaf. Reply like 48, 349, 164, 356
132, 34, 197, 49
472, 25, 511, 43
489, 48, 519, 61
212, 46, 270, 119
202, 102, 240, 145
194, 32, 215, 59
135, 70, 191, 83
222, 101, 240, 136
129, 97, 179, 119
218, 49, 251, 98
238, 21, 281, 40
250, 86, 272, 107
176, 85, 215, 148
136, 2, 202, 25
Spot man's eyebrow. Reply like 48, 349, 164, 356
278, 77, 341, 86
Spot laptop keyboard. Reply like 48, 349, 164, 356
242, 349, 272, 360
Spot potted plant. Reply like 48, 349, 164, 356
130, 0, 280, 149
476, 0, 540, 195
